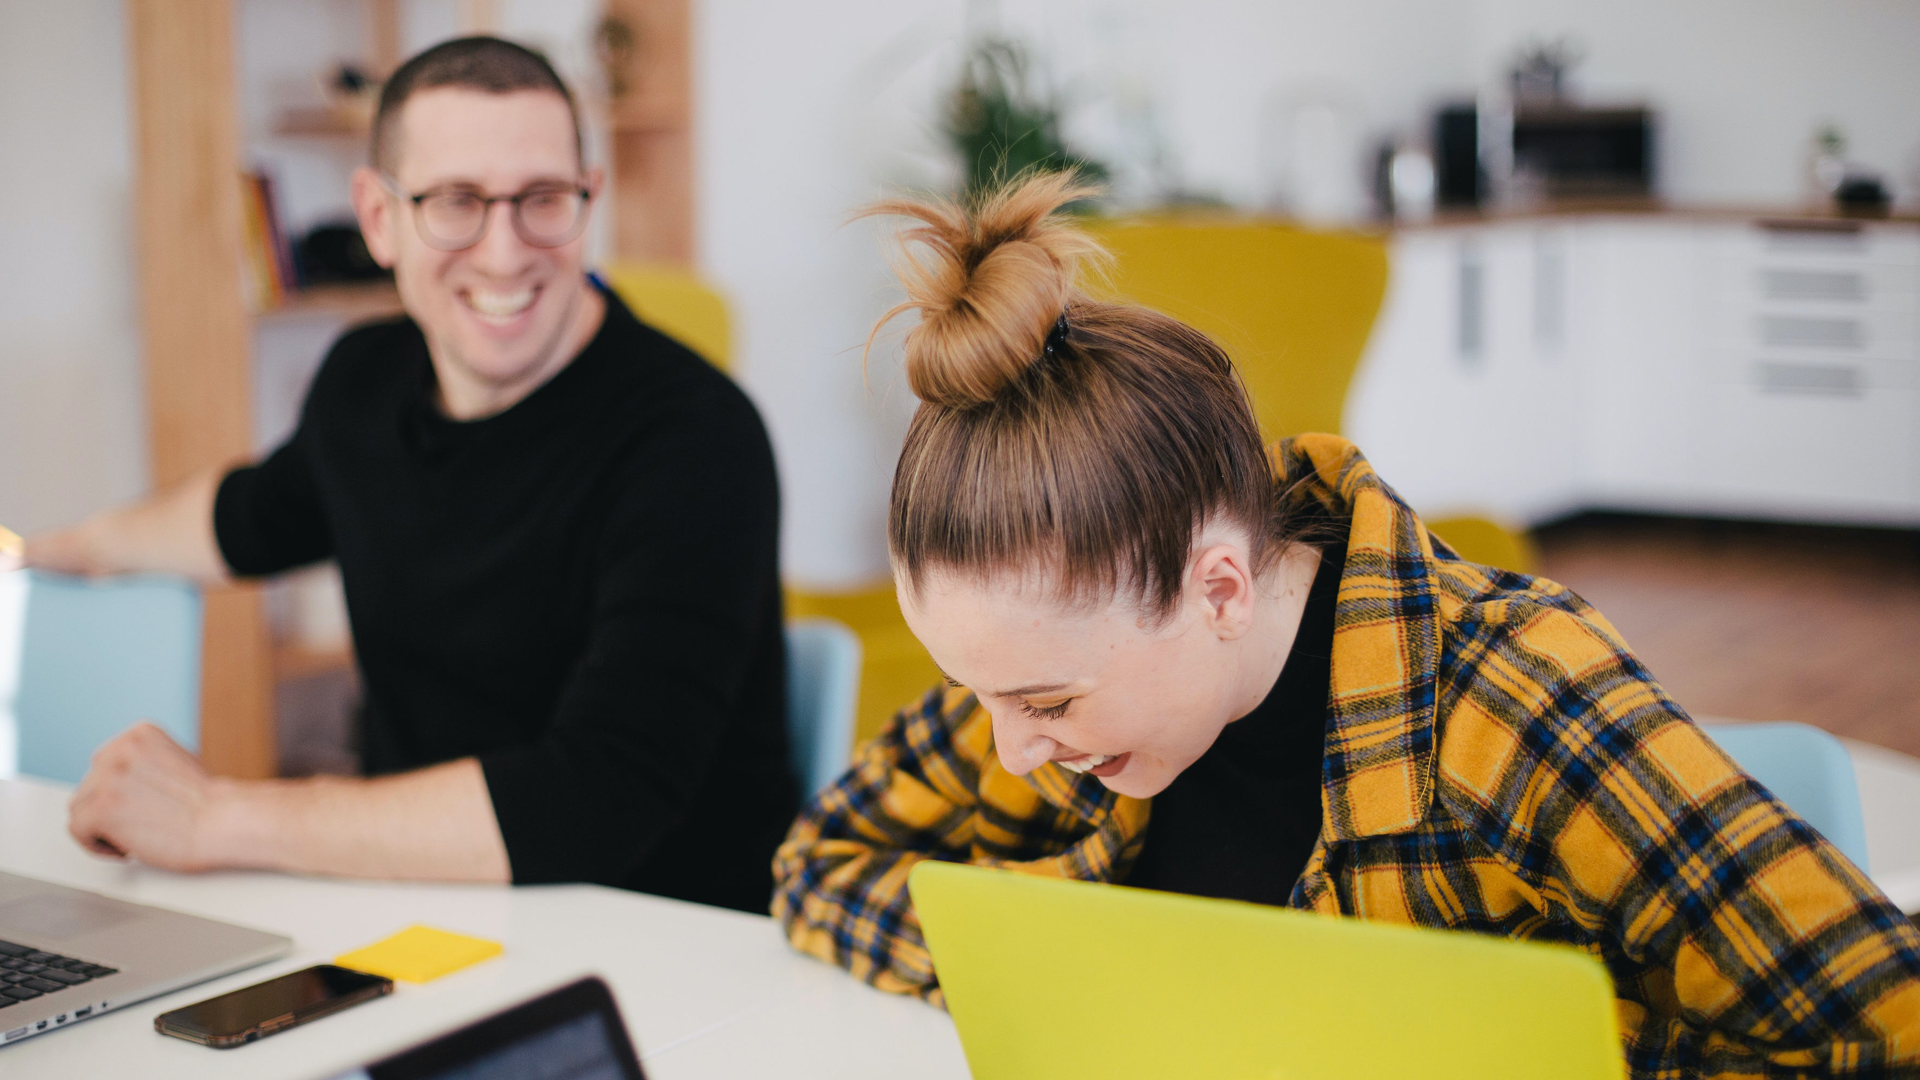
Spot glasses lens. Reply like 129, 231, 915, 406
514, 188, 588, 247
417, 191, 487, 248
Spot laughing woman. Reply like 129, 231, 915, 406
772, 173, 1920, 1077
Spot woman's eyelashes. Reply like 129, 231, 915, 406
1020, 699, 1071, 720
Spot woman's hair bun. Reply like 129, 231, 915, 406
865, 171, 1106, 408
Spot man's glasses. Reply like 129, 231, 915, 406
379, 174, 592, 252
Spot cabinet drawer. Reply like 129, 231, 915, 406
1705, 307, 1919, 359
1705, 383, 1917, 510
1711, 261, 1919, 311
1708, 353, 1919, 392
1706, 221, 1920, 267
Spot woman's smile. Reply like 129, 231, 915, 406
1055, 751, 1131, 777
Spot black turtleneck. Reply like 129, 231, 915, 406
1123, 541, 1344, 906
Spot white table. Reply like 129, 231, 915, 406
5, 739, 1914, 1078
0, 777, 969, 1078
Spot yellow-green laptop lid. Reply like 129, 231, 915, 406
909, 862, 1624, 1080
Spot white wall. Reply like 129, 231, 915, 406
699, 0, 966, 588
0, 1, 146, 536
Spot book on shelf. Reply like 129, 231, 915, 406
239, 169, 297, 311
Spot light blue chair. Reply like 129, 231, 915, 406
3, 571, 201, 784
1700, 720, 1871, 874
785, 618, 862, 798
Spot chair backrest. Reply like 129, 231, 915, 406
0, 571, 201, 783
1083, 218, 1390, 441
784, 618, 862, 798
1700, 720, 1872, 873
1082, 218, 1534, 574
600, 263, 732, 372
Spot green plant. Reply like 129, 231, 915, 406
945, 37, 1108, 203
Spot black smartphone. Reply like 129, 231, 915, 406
154, 964, 393, 1048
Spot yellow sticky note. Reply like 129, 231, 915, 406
0, 526, 22, 560
335, 925, 503, 984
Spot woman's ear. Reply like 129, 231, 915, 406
1188, 543, 1258, 640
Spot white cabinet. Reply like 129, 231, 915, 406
1568, 220, 1710, 511
1698, 222, 1920, 522
1346, 224, 1580, 523
1347, 214, 1920, 528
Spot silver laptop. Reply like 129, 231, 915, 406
0, 870, 291, 1046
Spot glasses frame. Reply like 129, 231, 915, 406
378, 173, 594, 252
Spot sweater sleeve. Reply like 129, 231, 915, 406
1443, 604, 1920, 1078
213, 428, 333, 578
476, 380, 783, 887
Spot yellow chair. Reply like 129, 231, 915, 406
602, 263, 732, 371
1083, 217, 1386, 442
1085, 217, 1537, 575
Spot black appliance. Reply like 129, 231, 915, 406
1433, 103, 1654, 207
1434, 105, 1484, 207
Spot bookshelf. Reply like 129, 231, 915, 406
271, 108, 372, 140
259, 281, 404, 323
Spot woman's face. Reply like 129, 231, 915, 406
898, 541, 1287, 799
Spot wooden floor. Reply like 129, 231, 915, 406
1534, 515, 1920, 758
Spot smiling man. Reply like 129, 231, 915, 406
12, 38, 796, 912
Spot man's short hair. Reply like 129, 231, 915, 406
371, 36, 582, 173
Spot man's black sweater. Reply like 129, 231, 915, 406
214, 286, 795, 913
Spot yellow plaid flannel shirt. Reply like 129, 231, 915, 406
772, 434, 1920, 1078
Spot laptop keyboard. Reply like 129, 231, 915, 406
0, 940, 117, 1006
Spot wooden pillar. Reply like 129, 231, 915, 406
604, 0, 695, 265
126, 0, 277, 780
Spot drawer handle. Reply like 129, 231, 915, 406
1761, 269, 1866, 303
1759, 315, 1863, 349
1457, 244, 1484, 365
1758, 218, 1866, 254
1755, 361, 1862, 396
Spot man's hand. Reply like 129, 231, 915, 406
65, 723, 510, 883
12, 469, 231, 584
67, 723, 228, 872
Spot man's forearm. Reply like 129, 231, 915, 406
201, 758, 511, 883
27, 467, 231, 584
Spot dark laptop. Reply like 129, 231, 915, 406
328, 977, 645, 1080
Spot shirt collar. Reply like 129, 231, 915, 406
1281, 434, 1445, 840
1022, 435, 1446, 841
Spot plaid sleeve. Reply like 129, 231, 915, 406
771, 685, 987, 1002
772, 684, 1149, 1004
1438, 601, 1920, 1077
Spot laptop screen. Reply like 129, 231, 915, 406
336, 977, 645, 1080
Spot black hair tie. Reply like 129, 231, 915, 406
1042, 313, 1071, 359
